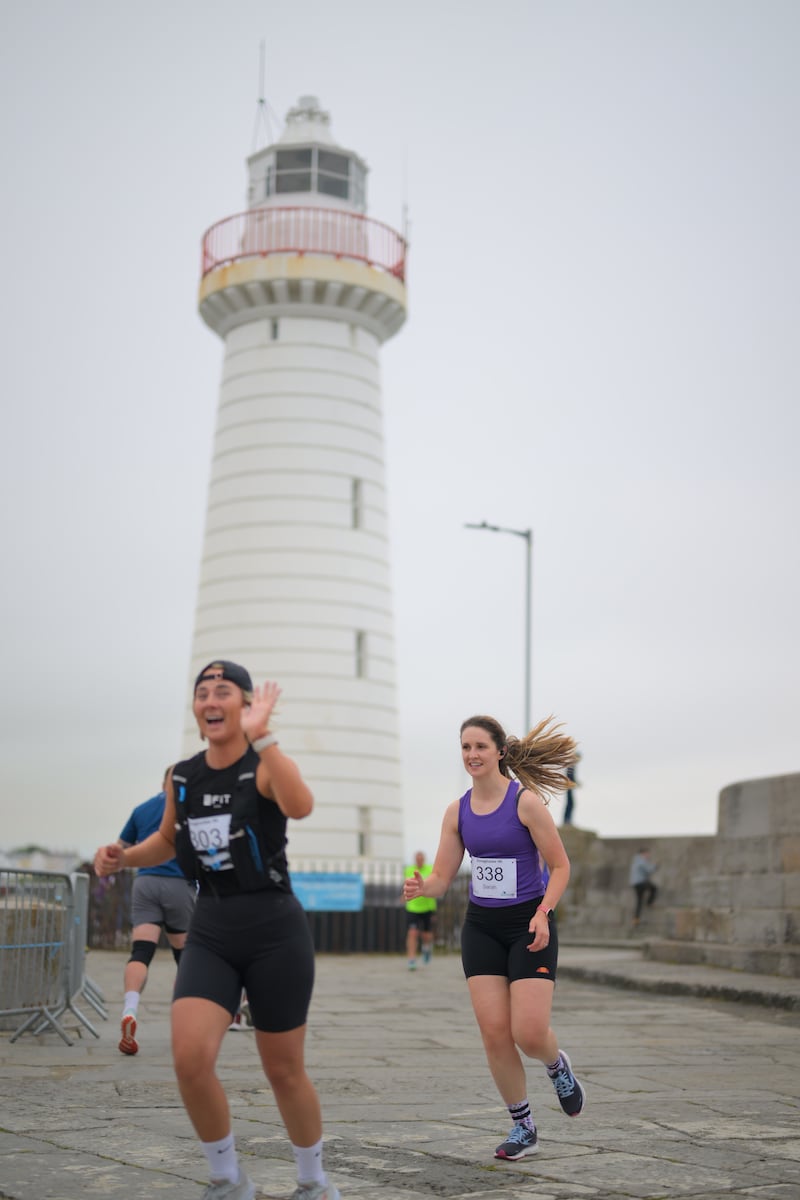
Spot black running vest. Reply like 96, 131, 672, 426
171, 747, 292, 896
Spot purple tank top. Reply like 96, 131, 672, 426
458, 779, 546, 907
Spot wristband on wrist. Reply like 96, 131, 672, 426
537, 905, 553, 917
251, 733, 279, 753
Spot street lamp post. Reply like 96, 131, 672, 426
464, 521, 533, 731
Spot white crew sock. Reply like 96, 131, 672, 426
292, 1137, 326, 1185
201, 1132, 239, 1184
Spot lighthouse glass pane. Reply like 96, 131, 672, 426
276, 148, 312, 169
318, 150, 349, 175
352, 163, 366, 208
318, 174, 349, 199
317, 151, 350, 200
276, 171, 312, 193
275, 148, 312, 193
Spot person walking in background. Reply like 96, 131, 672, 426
403, 850, 437, 969
116, 766, 196, 1056
562, 753, 581, 825
227, 989, 253, 1032
94, 660, 340, 1200
403, 713, 585, 1163
629, 847, 658, 927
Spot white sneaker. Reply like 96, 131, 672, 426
291, 1183, 341, 1200
201, 1171, 256, 1200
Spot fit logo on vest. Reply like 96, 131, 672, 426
202, 793, 231, 809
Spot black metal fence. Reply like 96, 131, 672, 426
80, 862, 471, 954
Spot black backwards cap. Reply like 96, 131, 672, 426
194, 660, 253, 693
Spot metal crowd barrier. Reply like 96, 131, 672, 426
0, 869, 106, 1046
68, 871, 107, 1020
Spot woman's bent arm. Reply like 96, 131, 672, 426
404, 801, 464, 900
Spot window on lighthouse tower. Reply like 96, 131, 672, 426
355, 630, 367, 678
351, 478, 363, 529
357, 806, 371, 857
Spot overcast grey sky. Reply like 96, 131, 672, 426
1, 0, 797, 860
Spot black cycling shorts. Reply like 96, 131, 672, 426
406, 910, 434, 932
461, 897, 558, 983
173, 890, 314, 1032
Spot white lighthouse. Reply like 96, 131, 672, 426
183, 96, 407, 864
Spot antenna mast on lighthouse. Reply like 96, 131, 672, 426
251, 40, 276, 152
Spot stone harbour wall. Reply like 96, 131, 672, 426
557, 772, 800, 978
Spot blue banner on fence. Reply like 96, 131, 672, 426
291, 872, 365, 912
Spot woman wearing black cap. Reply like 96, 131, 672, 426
94, 660, 339, 1200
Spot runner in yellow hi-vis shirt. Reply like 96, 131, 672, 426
403, 850, 437, 969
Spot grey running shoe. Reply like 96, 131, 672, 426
291, 1182, 341, 1200
494, 1122, 538, 1160
548, 1049, 586, 1117
201, 1171, 256, 1200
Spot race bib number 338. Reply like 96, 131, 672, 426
471, 857, 518, 899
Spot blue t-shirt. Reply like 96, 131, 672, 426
118, 792, 184, 878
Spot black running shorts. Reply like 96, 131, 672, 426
173, 890, 314, 1032
461, 897, 559, 983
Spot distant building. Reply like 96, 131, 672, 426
0, 847, 82, 874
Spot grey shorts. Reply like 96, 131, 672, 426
131, 874, 196, 933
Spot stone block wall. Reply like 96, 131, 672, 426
556, 771, 800, 978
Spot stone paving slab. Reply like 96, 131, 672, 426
0, 948, 798, 1200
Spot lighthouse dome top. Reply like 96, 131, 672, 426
247, 95, 368, 213
279, 95, 336, 146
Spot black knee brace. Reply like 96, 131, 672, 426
128, 940, 157, 968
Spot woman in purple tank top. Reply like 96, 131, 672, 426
403, 713, 585, 1162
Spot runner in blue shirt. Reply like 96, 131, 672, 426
115, 768, 196, 1055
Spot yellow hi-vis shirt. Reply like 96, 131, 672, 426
404, 862, 437, 913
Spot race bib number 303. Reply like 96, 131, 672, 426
471, 857, 518, 899
186, 814, 233, 870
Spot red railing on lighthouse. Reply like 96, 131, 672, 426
201, 206, 407, 283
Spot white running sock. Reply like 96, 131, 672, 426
292, 1137, 326, 1185
202, 1132, 239, 1184
123, 992, 139, 1016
